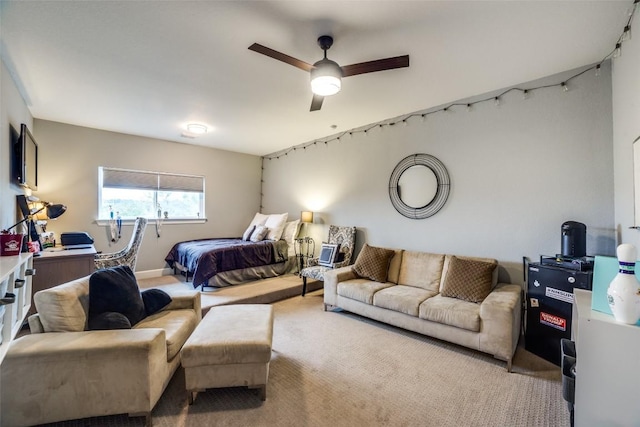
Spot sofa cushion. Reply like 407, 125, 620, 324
34, 276, 90, 332
419, 294, 481, 332
89, 266, 146, 327
398, 251, 445, 292
135, 308, 199, 360
386, 250, 404, 284
337, 279, 394, 304
373, 285, 437, 316
353, 244, 396, 282
440, 256, 497, 303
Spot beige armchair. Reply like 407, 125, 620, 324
300, 225, 356, 296
1, 275, 201, 427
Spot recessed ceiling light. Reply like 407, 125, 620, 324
186, 123, 208, 135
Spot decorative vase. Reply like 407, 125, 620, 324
607, 243, 640, 325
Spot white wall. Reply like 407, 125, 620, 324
32, 120, 262, 272
0, 60, 33, 231
612, 15, 640, 247
262, 63, 615, 284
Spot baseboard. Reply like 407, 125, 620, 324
135, 268, 174, 280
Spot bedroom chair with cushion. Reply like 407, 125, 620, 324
95, 216, 147, 271
300, 225, 356, 296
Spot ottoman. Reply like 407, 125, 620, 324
181, 304, 274, 404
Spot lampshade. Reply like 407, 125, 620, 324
1, 201, 66, 235
46, 204, 67, 220
310, 59, 342, 96
301, 211, 314, 223
29, 202, 48, 221
29, 202, 67, 220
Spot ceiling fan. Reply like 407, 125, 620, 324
248, 35, 410, 112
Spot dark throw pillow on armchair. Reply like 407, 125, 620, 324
88, 265, 146, 329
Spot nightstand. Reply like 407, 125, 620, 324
294, 237, 315, 274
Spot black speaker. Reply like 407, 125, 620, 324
561, 221, 586, 258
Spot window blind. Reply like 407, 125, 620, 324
101, 168, 204, 192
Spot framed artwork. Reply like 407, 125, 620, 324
318, 243, 339, 267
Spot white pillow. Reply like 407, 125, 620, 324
248, 212, 269, 228
281, 220, 300, 245
250, 225, 269, 242
281, 220, 301, 257
264, 213, 289, 241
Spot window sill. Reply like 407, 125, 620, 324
95, 218, 207, 227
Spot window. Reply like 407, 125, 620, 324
98, 167, 205, 220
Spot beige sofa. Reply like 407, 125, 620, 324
1, 275, 201, 427
323, 249, 522, 371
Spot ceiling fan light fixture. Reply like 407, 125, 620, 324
311, 75, 341, 96
310, 59, 342, 96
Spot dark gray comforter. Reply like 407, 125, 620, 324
165, 238, 288, 288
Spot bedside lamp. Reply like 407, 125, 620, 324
301, 211, 314, 224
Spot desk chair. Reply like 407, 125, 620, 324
95, 217, 147, 271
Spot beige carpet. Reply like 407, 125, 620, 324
39, 287, 568, 427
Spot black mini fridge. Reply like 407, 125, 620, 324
525, 263, 592, 365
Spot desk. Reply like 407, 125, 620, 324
30, 246, 96, 315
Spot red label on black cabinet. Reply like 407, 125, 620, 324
540, 311, 567, 331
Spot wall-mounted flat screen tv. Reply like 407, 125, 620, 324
13, 123, 38, 190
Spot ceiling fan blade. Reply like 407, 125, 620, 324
248, 43, 314, 72
341, 55, 410, 77
310, 94, 324, 112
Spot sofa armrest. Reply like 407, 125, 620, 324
1, 329, 168, 426
323, 266, 357, 306
164, 290, 202, 320
479, 283, 522, 363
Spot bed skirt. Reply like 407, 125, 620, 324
174, 256, 298, 288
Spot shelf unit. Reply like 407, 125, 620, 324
572, 289, 640, 426
0, 253, 33, 364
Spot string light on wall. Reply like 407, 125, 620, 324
263, 1, 637, 161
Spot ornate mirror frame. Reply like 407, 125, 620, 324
388, 153, 450, 219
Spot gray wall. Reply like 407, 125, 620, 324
31, 120, 262, 272
262, 63, 615, 284
613, 16, 640, 248
1, 61, 34, 232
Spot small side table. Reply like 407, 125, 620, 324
294, 237, 315, 275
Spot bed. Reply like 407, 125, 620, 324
165, 214, 301, 289
165, 238, 296, 289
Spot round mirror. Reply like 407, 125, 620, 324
389, 154, 450, 219
397, 165, 438, 208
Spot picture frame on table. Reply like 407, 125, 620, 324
318, 243, 339, 267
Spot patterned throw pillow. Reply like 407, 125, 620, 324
440, 256, 497, 303
242, 224, 256, 241
353, 243, 396, 282
250, 225, 269, 242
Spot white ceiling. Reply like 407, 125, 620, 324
0, 1, 630, 156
